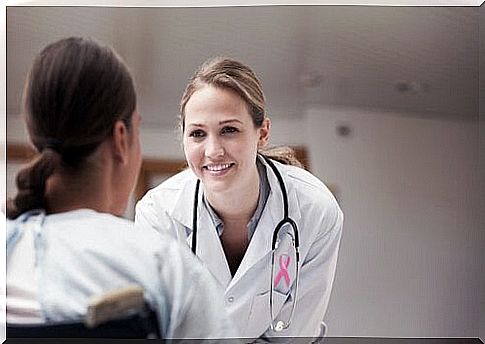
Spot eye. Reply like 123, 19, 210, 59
221, 126, 239, 135
188, 129, 206, 138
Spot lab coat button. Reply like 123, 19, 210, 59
227, 296, 234, 303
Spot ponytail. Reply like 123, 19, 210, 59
6, 149, 61, 219
6, 37, 137, 219
258, 146, 303, 168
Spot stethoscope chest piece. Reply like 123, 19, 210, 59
274, 320, 285, 332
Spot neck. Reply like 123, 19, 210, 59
44, 172, 107, 215
44, 153, 120, 216
205, 167, 260, 226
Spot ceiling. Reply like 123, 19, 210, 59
6, 6, 480, 128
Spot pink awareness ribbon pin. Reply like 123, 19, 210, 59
274, 253, 291, 288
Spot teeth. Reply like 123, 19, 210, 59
206, 163, 232, 171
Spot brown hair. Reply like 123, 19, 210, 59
180, 56, 302, 167
6, 37, 137, 219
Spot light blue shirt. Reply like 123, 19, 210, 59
6, 209, 238, 339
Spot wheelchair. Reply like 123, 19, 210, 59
7, 285, 161, 339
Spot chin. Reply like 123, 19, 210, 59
202, 178, 233, 194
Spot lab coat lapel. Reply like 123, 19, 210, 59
171, 171, 198, 229
195, 205, 232, 288
171, 176, 232, 289
229, 158, 302, 289
228, 202, 276, 289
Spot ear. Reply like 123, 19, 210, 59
257, 117, 271, 148
111, 120, 129, 165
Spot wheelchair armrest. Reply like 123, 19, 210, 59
85, 285, 145, 328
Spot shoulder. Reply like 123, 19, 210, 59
135, 170, 197, 237
137, 169, 195, 211
7, 209, 134, 234
280, 163, 337, 206
141, 169, 194, 201
154, 168, 195, 190
84, 211, 134, 228
43, 210, 157, 244
277, 163, 343, 231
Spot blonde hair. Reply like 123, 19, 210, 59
180, 56, 302, 168
180, 56, 265, 130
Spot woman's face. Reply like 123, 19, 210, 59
183, 85, 269, 196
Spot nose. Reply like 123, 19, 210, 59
205, 135, 225, 159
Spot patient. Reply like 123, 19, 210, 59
5, 36, 236, 339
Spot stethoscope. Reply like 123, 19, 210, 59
191, 155, 300, 332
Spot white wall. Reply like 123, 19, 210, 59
303, 106, 481, 337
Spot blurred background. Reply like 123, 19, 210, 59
5, 5, 484, 339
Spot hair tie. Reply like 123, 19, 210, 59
41, 138, 63, 153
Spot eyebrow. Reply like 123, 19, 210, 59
186, 119, 244, 127
219, 119, 243, 125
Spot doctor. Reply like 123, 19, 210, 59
135, 57, 343, 339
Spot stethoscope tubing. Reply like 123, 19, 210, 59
191, 155, 300, 331
192, 179, 201, 254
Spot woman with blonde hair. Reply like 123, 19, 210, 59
136, 56, 343, 339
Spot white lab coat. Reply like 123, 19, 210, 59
135, 156, 343, 340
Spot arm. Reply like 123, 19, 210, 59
134, 190, 186, 244
261, 201, 343, 340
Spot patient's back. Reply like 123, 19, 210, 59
6, 209, 236, 339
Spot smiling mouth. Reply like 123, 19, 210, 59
203, 163, 235, 174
